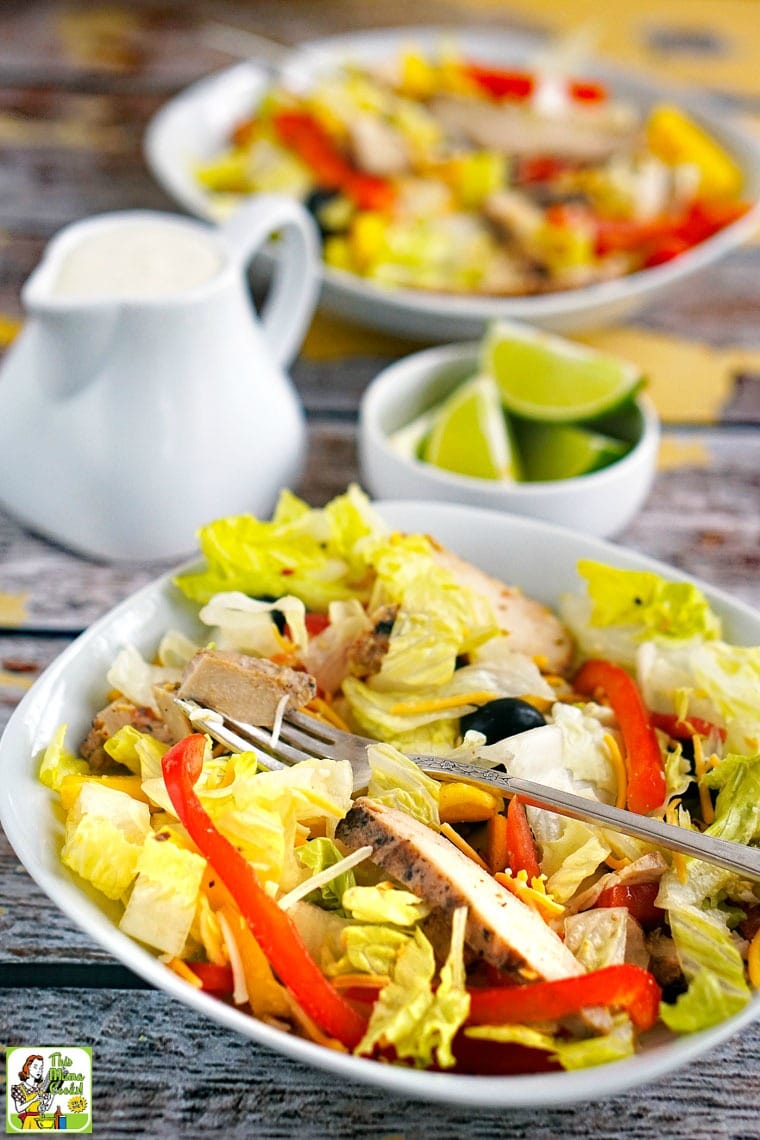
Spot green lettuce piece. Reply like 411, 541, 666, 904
578, 561, 721, 640
61, 782, 151, 900
363, 533, 496, 690
367, 743, 440, 827
542, 818, 611, 904
326, 925, 411, 978
342, 883, 429, 926
702, 753, 760, 845
467, 1016, 636, 1071
174, 485, 383, 610
39, 724, 89, 791
119, 833, 206, 957
297, 837, 358, 911
659, 906, 750, 1032
356, 908, 470, 1069
104, 725, 169, 779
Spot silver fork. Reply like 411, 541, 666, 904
175, 697, 760, 881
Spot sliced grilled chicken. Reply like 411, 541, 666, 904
336, 798, 583, 981
178, 648, 316, 726
430, 546, 574, 674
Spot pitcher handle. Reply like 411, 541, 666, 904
220, 195, 320, 368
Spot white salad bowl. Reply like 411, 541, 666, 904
359, 342, 660, 538
2, 500, 760, 1108
144, 26, 760, 340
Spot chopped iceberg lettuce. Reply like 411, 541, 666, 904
366, 743, 440, 827
106, 644, 181, 713
119, 833, 206, 957
38, 723, 89, 791
173, 485, 383, 610
342, 882, 430, 926
297, 837, 359, 911
356, 908, 470, 1069
198, 591, 308, 655
61, 782, 151, 900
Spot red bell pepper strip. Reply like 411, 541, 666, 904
506, 796, 541, 879
161, 734, 366, 1049
463, 63, 607, 105
468, 963, 661, 1031
304, 611, 331, 637
188, 961, 235, 996
649, 710, 726, 742
574, 658, 666, 815
595, 881, 665, 929
272, 110, 395, 212
463, 63, 535, 100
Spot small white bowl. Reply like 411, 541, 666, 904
358, 342, 660, 538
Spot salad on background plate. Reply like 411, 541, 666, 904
32, 487, 760, 1081
196, 40, 750, 298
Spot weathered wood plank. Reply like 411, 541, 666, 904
2, 987, 760, 1137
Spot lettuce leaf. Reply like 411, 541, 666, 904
342, 882, 429, 926
366, 743, 440, 827
297, 837, 358, 911
106, 645, 182, 713
119, 832, 206, 957
326, 925, 411, 978
355, 908, 470, 1069
61, 783, 151, 900
38, 723, 89, 791
637, 640, 760, 756
561, 561, 721, 669
659, 905, 750, 1032
174, 485, 382, 610
198, 591, 308, 655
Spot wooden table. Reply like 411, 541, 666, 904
1, 3, 760, 1135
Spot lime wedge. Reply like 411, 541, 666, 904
422, 375, 520, 480
482, 321, 643, 423
515, 419, 631, 482
388, 409, 437, 460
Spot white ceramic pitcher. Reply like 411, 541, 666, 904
0, 196, 319, 561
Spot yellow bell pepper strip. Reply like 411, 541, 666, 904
647, 104, 743, 200
272, 111, 395, 212
161, 734, 367, 1049
468, 964, 661, 1031
574, 659, 666, 815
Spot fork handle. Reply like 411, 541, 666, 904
409, 756, 760, 881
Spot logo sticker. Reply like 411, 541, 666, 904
5, 1047, 92, 1133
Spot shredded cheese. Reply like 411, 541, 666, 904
303, 697, 352, 733
439, 822, 490, 871
665, 798, 689, 884
270, 693, 290, 750
331, 973, 390, 991
692, 733, 715, 826
389, 691, 499, 716
748, 928, 760, 988
495, 871, 564, 920
217, 909, 249, 1006
163, 956, 203, 988
277, 844, 373, 910
603, 732, 628, 810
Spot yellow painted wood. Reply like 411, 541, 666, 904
0, 593, 29, 626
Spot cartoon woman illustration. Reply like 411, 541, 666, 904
10, 1055, 53, 1129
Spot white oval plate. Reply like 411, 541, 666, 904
2, 500, 760, 1107
144, 26, 760, 340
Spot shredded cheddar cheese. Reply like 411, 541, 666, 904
603, 733, 628, 810
389, 691, 499, 716
440, 822, 491, 871
692, 733, 715, 826
164, 957, 204, 988
495, 870, 565, 920
748, 929, 760, 988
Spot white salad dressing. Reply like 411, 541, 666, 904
51, 219, 223, 299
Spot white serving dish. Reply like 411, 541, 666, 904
359, 342, 660, 537
2, 500, 760, 1107
144, 26, 760, 340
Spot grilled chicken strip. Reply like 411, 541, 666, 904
430, 546, 574, 675
336, 798, 583, 981
178, 648, 316, 726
